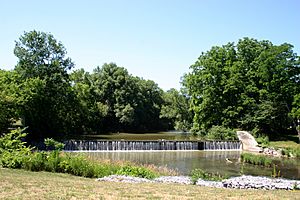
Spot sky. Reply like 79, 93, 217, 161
0, 0, 299, 90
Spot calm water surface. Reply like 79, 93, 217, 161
81, 151, 300, 180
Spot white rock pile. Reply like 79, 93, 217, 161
262, 147, 282, 157
97, 175, 153, 183
154, 176, 192, 185
96, 175, 300, 190
222, 175, 300, 190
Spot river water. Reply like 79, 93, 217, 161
80, 150, 300, 180
69, 132, 299, 180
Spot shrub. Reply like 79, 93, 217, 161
190, 168, 227, 184
22, 151, 47, 171
0, 128, 33, 169
43, 138, 66, 172
58, 154, 118, 178
206, 126, 237, 140
61, 154, 96, 177
1, 151, 27, 168
44, 138, 65, 151
116, 165, 158, 179
256, 135, 269, 147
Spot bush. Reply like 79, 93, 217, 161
60, 154, 97, 177
116, 165, 158, 179
22, 151, 47, 171
0, 128, 33, 169
190, 168, 227, 184
206, 126, 237, 140
256, 135, 269, 147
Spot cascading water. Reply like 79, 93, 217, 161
203, 141, 241, 150
64, 140, 241, 151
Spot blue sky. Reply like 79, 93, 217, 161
1, 0, 299, 90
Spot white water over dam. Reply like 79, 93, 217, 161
64, 140, 242, 151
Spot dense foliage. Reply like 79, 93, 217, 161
0, 30, 191, 140
1, 31, 299, 141
71, 64, 168, 133
184, 38, 300, 138
160, 88, 193, 131
13, 30, 80, 139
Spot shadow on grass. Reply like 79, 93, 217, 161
270, 134, 299, 143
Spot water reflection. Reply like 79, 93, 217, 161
80, 151, 299, 179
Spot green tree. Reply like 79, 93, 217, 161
160, 88, 192, 131
14, 30, 80, 140
71, 63, 166, 133
0, 70, 44, 133
132, 78, 165, 132
70, 68, 109, 133
184, 38, 300, 137
291, 94, 300, 142
91, 63, 135, 132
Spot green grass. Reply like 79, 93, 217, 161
269, 137, 300, 158
0, 168, 299, 200
269, 140, 299, 150
241, 152, 273, 167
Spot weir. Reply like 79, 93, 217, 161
64, 140, 242, 151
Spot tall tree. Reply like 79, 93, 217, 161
14, 30, 79, 140
291, 94, 300, 142
184, 38, 300, 136
71, 63, 167, 133
0, 70, 44, 133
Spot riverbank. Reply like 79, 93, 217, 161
1, 168, 299, 200
97, 175, 300, 190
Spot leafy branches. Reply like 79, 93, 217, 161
185, 38, 300, 136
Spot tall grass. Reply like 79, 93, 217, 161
240, 153, 272, 167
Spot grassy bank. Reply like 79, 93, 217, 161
269, 139, 300, 158
0, 168, 299, 200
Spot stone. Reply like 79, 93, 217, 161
237, 131, 263, 152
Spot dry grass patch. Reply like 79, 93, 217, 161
0, 168, 299, 200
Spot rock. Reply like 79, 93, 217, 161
222, 175, 300, 190
154, 176, 192, 185
96, 175, 153, 183
196, 179, 223, 188
237, 131, 263, 152
96, 174, 300, 190
262, 147, 282, 157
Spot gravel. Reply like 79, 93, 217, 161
222, 175, 300, 190
97, 175, 153, 183
154, 176, 192, 185
96, 175, 300, 190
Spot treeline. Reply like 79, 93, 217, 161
0, 31, 191, 141
1, 31, 299, 141
184, 38, 300, 139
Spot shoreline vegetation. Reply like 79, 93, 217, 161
0, 28, 299, 199
0, 129, 300, 200
1, 32, 299, 146
1, 168, 299, 200
0, 129, 299, 180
